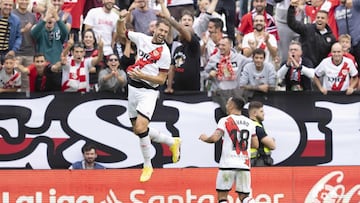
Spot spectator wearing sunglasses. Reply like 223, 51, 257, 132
98, 54, 127, 94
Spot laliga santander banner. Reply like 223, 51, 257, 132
0, 166, 359, 203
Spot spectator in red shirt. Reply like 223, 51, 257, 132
62, 0, 86, 42
16, 53, 62, 92
236, 0, 279, 50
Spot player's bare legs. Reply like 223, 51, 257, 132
217, 191, 229, 202
239, 193, 255, 203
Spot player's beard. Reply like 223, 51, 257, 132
254, 24, 264, 32
256, 115, 264, 122
85, 158, 95, 165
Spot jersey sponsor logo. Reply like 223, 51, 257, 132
127, 47, 163, 72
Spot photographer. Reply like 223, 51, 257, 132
248, 101, 276, 166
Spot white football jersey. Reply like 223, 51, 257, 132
127, 31, 171, 88
217, 114, 256, 170
315, 57, 358, 91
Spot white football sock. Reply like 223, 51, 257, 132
148, 127, 174, 146
140, 135, 152, 167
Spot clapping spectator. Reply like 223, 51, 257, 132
237, 0, 279, 50
98, 54, 127, 94
31, 5, 68, 65
50, 0, 72, 32
242, 14, 278, 65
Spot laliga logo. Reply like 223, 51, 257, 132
305, 171, 360, 203
2, 189, 122, 203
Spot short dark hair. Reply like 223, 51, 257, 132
4, 55, 15, 62
33, 53, 46, 61
317, 10, 329, 16
252, 48, 266, 58
82, 28, 98, 49
156, 18, 171, 29
230, 97, 246, 111
209, 18, 224, 30
222, 35, 233, 46
248, 101, 263, 111
180, 9, 194, 21
106, 54, 120, 63
81, 143, 97, 154
72, 42, 85, 50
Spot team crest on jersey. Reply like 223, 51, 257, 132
341, 69, 349, 76
153, 50, 160, 57
326, 37, 332, 43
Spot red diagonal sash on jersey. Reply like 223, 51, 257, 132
225, 116, 242, 155
126, 46, 163, 72
3, 72, 20, 89
331, 62, 349, 91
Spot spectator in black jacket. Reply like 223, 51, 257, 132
287, 0, 336, 67
277, 40, 314, 91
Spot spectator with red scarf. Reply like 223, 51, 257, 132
205, 37, 252, 113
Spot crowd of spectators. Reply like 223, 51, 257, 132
0, 0, 359, 96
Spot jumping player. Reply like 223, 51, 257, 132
199, 97, 258, 203
117, 10, 181, 182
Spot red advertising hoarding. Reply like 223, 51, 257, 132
0, 166, 359, 203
